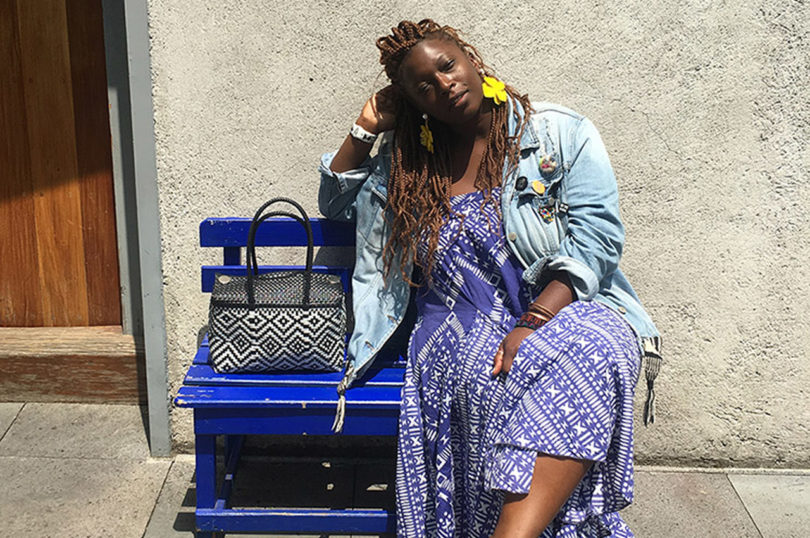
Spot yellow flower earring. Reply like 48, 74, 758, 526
482, 76, 508, 105
420, 113, 434, 153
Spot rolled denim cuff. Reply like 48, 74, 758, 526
319, 151, 373, 194
522, 254, 600, 300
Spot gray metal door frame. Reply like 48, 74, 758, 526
102, 0, 171, 457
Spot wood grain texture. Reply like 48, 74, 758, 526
0, 1, 43, 326
0, 325, 142, 356
0, 326, 145, 403
16, 0, 89, 325
65, 0, 121, 325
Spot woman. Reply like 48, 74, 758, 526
318, 19, 660, 537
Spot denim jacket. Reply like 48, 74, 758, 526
318, 100, 661, 423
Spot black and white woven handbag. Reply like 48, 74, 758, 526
208, 198, 347, 373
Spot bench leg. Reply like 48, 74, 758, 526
195, 433, 218, 538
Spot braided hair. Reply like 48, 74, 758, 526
376, 19, 533, 286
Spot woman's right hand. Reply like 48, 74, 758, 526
329, 86, 398, 174
357, 85, 398, 134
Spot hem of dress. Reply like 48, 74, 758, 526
547, 511, 634, 538
486, 445, 633, 537
487, 444, 607, 495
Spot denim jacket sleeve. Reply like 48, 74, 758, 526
524, 117, 625, 300
318, 151, 376, 222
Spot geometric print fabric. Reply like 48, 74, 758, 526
208, 269, 347, 373
395, 190, 641, 537
485, 301, 640, 537
208, 303, 345, 373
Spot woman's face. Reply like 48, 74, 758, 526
398, 37, 485, 127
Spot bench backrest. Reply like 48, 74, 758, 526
200, 217, 356, 293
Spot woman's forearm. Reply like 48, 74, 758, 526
329, 132, 375, 173
530, 271, 575, 315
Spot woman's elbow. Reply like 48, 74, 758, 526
319, 193, 356, 222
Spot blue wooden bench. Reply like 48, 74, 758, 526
174, 217, 405, 537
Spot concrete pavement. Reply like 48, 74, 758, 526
0, 402, 807, 537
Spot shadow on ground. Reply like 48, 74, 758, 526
170, 437, 397, 537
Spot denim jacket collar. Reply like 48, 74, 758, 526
507, 98, 542, 151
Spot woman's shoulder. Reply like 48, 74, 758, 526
525, 102, 603, 147
528, 101, 586, 123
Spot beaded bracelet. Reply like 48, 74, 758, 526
514, 311, 550, 330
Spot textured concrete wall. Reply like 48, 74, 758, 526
147, 0, 809, 465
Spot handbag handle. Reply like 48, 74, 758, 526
245, 198, 314, 306
246, 211, 308, 276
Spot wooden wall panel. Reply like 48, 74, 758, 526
0, 1, 43, 326
2, 0, 121, 327
66, 0, 121, 325
16, 0, 89, 326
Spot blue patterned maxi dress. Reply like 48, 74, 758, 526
395, 189, 641, 537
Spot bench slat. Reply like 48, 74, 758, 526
184, 363, 406, 387
175, 384, 402, 409
193, 407, 399, 436
196, 508, 393, 534
200, 218, 356, 247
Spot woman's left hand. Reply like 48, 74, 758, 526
492, 327, 535, 376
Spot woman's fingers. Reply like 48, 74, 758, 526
498, 327, 534, 376
491, 344, 504, 376
501, 346, 514, 374
493, 327, 534, 377
362, 85, 398, 133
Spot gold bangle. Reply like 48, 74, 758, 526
529, 303, 555, 319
